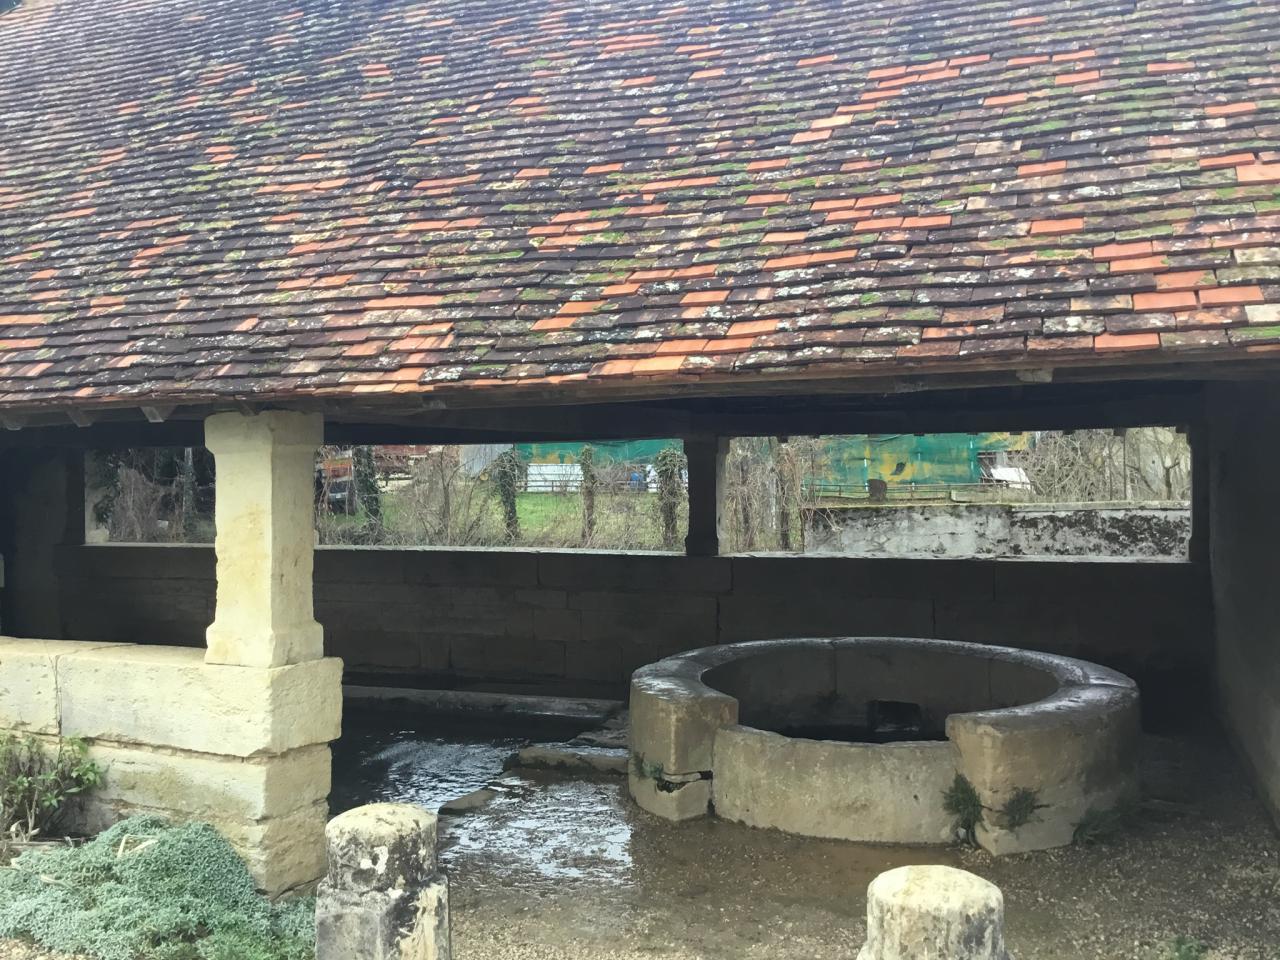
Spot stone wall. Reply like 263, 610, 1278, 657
45, 543, 1210, 701
1209, 381, 1280, 823
806, 502, 1190, 560
0, 637, 342, 896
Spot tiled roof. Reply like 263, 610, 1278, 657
1, 0, 1279, 412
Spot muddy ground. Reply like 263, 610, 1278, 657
3, 728, 1278, 960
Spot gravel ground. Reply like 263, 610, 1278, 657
3, 729, 1277, 960
0, 945, 85, 960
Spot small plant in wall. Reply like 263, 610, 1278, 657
631, 753, 665, 782
942, 773, 984, 845
0, 734, 102, 844
999, 786, 1045, 832
943, 777, 1045, 845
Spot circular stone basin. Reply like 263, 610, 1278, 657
628, 638, 1140, 854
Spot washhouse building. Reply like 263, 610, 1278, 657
0, 0, 1278, 894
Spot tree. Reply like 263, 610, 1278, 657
491, 449, 524, 541
1010, 428, 1190, 503
654, 446, 686, 551
352, 446, 382, 528
579, 444, 598, 543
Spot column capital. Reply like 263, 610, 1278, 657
204, 409, 323, 453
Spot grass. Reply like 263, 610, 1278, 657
319, 486, 684, 551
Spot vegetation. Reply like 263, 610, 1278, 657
0, 816, 314, 960
942, 773, 984, 845
88, 449, 213, 543
1073, 800, 1141, 845
1, 734, 101, 843
90, 427, 1190, 553
654, 446, 687, 550
1165, 935, 1208, 960
491, 448, 525, 541
351, 446, 382, 532
1010, 427, 1190, 502
579, 444, 597, 541
999, 787, 1044, 832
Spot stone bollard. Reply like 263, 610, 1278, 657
857, 865, 1011, 960
315, 803, 451, 960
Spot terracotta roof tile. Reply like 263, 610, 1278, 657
0, 0, 1277, 411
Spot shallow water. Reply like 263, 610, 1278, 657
329, 707, 590, 815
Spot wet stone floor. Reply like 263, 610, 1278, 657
333, 711, 1280, 960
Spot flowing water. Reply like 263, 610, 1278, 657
329, 707, 593, 815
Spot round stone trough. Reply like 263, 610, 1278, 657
627, 638, 1140, 854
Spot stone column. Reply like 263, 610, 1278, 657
684, 436, 728, 557
857, 865, 1011, 960
317, 803, 451, 960
204, 410, 324, 667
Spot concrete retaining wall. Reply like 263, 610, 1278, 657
807, 502, 1190, 560
40, 544, 1211, 703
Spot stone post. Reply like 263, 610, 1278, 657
316, 804, 451, 960
684, 436, 728, 557
857, 865, 1011, 960
204, 410, 324, 667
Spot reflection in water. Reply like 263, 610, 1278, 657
331, 708, 637, 886
330, 707, 584, 814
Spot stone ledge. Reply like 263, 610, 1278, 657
0, 637, 128, 734
56, 643, 343, 757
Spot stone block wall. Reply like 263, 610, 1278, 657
0, 637, 342, 896
46, 544, 1211, 701
1209, 381, 1280, 822
806, 502, 1190, 560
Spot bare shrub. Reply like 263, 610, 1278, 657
88, 449, 212, 543
722, 437, 827, 553
392, 449, 499, 546
1011, 428, 1190, 503
316, 446, 501, 547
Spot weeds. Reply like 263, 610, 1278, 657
943, 774, 984, 845
1073, 800, 1141, 845
1000, 787, 1045, 831
0, 734, 102, 842
1165, 935, 1208, 960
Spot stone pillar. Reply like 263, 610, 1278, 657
858, 865, 1011, 960
204, 410, 324, 668
316, 804, 451, 960
684, 436, 728, 557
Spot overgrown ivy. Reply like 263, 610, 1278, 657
491, 448, 524, 541
579, 444, 597, 541
654, 445, 686, 551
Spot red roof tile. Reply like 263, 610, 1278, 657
0, 0, 1276, 412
